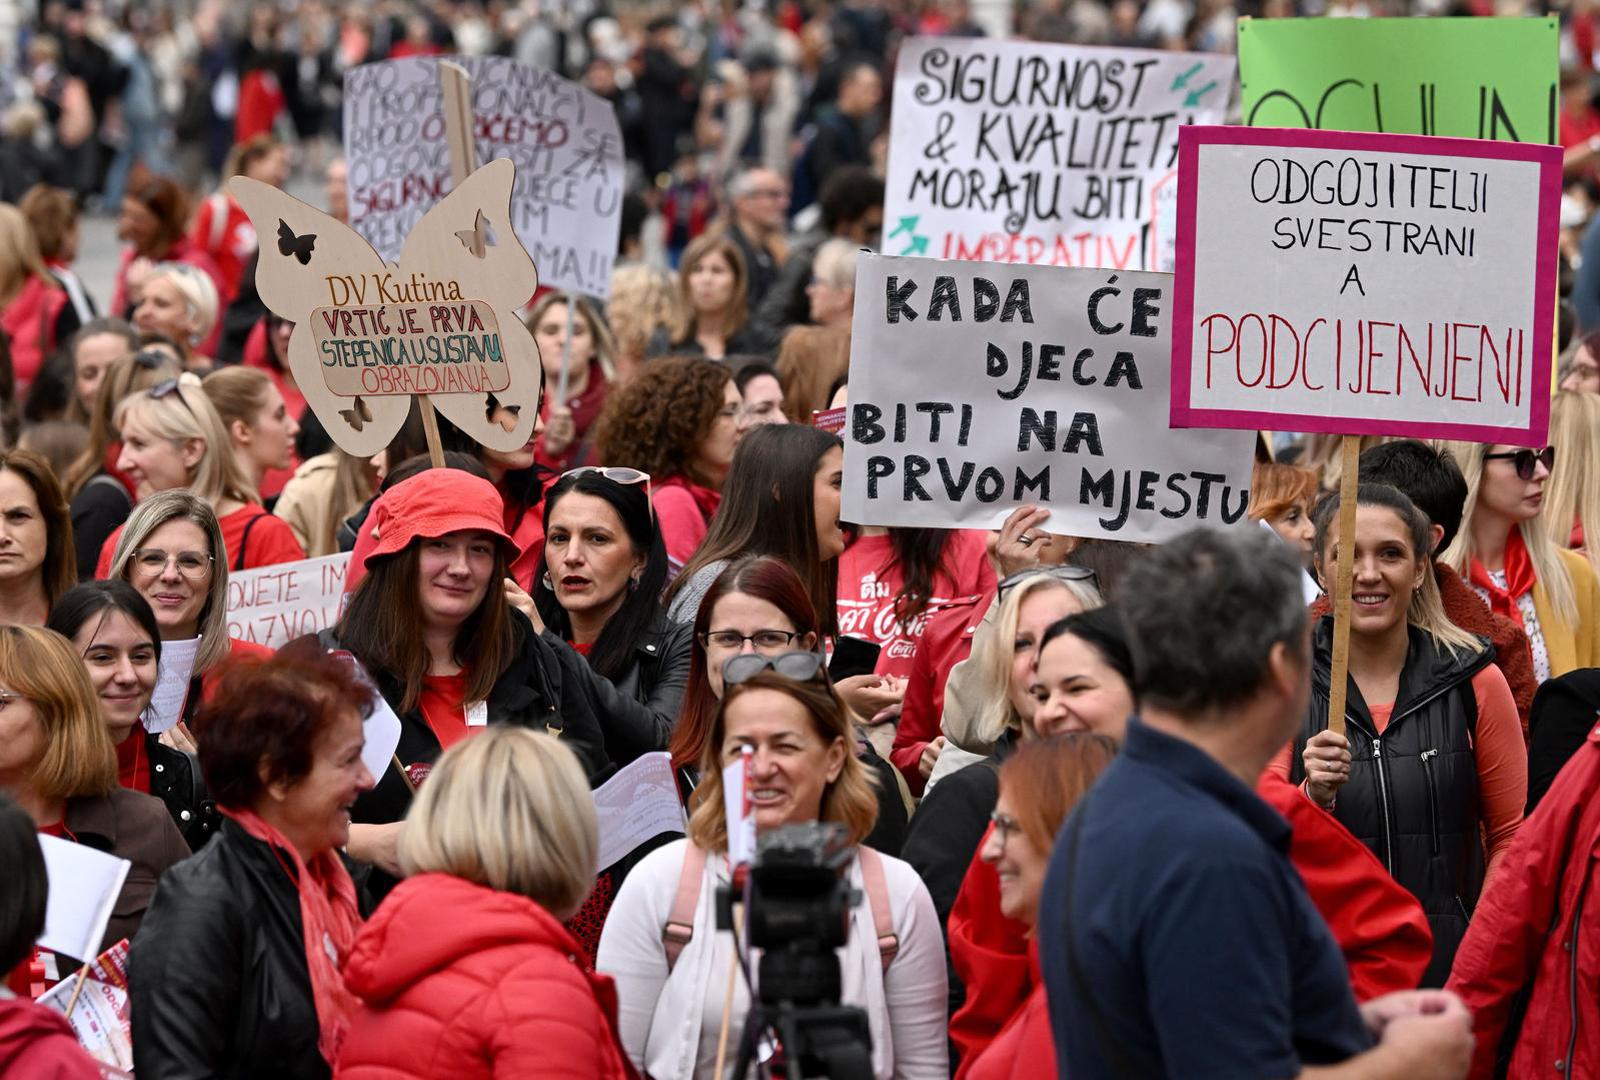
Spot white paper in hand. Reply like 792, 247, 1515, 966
723, 746, 756, 871
146, 635, 201, 734
328, 651, 402, 783
38, 835, 130, 962
591, 751, 685, 869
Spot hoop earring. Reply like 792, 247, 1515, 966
541, 572, 554, 591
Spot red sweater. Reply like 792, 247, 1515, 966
0, 996, 101, 1080
0, 275, 68, 396
890, 593, 987, 794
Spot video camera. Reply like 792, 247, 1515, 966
724, 822, 875, 1079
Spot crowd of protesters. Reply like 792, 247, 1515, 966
1, 1, 1600, 1079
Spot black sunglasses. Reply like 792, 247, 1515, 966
997, 564, 1098, 600
722, 650, 827, 686
1484, 446, 1555, 481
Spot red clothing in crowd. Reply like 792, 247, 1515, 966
96, 503, 307, 579
957, 948, 1053, 1080
836, 531, 996, 680
502, 495, 545, 594
337, 873, 638, 1079
418, 673, 472, 751
891, 593, 987, 794
241, 320, 307, 500
0, 275, 68, 396
1449, 720, 1600, 1080
110, 239, 227, 355
189, 195, 258, 303
116, 730, 150, 793
947, 774, 1433, 1069
234, 69, 284, 143
534, 366, 611, 474
0, 996, 101, 1080
654, 475, 721, 574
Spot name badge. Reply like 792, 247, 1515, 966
466, 700, 488, 727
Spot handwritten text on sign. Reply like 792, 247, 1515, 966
226, 554, 350, 650
312, 295, 508, 397
344, 57, 623, 298
883, 37, 1233, 272
1170, 127, 1560, 443
842, 252, 1255, 538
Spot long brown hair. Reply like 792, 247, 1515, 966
677, 232, 750, 343
0, 450, 75, 607
687, 671, 877, 852
0, 626, 116, 798
997, 733, 1118, 853
336, 539, 518, 713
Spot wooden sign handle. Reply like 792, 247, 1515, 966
1326, 435, 1361, 738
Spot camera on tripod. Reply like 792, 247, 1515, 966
723, 821, 875, 1079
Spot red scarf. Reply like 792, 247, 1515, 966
1469, 527, 1539, 631
221, 806, 363, 1065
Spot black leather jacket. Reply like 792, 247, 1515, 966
547, 610, 693, 765
1293, 617, 1492, 986
130, 819, 329, 1080
146, 733, 219, 851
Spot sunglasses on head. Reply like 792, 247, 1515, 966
722, 650, 827, 687
997, 563, 1098, 600
1484, 446, 1555, 481
561, 466, 652, 510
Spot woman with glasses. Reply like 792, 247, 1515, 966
0, 625, 188, 960
0, 450, 76, 627
597, 657, 948, 1080
62, 346, 181, 581
593, 356, 742, 574
1441, 440, 1600, 682
1274, 483, 1526, 986
46, 580, 216, 850
92, 372, 306, 576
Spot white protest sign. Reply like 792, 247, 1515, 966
146, 636, 200, 734
591, 751, 686, 870
842, 252, 1255, 538
723, 747, 755, 871
884, 37, 1233, 272
328, 651, 403, 785
38, 836, 129, 962
344, 56, 624, 298
226, 554, 351, 651
1169, 126, 1561, 444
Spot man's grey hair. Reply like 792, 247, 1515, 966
1119, 527, 1308, 716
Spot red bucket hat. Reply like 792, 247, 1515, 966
355, 468, 520, 576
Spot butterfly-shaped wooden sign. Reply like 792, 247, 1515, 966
229, 158, 542, 456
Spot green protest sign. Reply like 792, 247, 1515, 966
1238, 17, 1558, 144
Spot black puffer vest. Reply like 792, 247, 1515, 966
1293, 617, 1492, 987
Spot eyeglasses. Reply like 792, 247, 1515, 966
997, 564, 1098, 600
129, 548, 214, 579
722, 650, 826, 686
1484, 446, 1555, 481
989, 810, 1022, 848
701, 629, 800, 651
561, 466, 652, 511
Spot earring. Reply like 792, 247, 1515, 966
541, 572, 554, 591
628, 575, 640, 592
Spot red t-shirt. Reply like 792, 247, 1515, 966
503, 493, 545, 593
189, 195, 257, 303
115, 730, 150, 793
836, 530, 997, 679
418, 672, 472, 750
97, 504, 307, 579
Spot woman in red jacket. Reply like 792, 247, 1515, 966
337, 727, 636, 1079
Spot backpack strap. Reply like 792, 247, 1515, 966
662, 842, 706, 973
233, 509, 263, 572
857, 846, 899, 973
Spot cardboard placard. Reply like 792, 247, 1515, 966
841, 252, 1255, 538
344, 56, 624, 298
1239, 16, 1559, 143
1170, 126, 1560, 444
883, 37, 1234, 272
225, 554, 351, 650
230, 157, 544, 457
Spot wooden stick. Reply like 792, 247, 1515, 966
713, 904, 744, 1078
392, 752, 417, 795
1327, 435, 1361, 737
61, 962, 93, 1020
417, 397, 447, 469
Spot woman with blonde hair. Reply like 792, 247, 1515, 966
805, 237, 860, 332
0, 202, 76, 399
1440, 438, 1600, 681
0, 624, 188, 954
606, 263, 684, 381
599, 662, 947, 1079
132, 262, 220, 372
1543, 391, 1600, 571
1249, 460, 1319, 567
646, 232, 774, 361
524, 292, 616, 472
337, 729, 634, 1078
63, 347, 181, 580
202, 365, 301, 501
93, 373, 305, 575
776, 324, 850, 422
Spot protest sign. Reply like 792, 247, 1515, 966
1169, 125, 1560, 444
883, 37, 1234, 273
591, 751, 685, 869
841, 251, 1255, 539
38, 940, 133, 1075
226, 553, 351, 650
1239, 17, 1559, 144
39, 836, 129, 963
146, 636, 200, 735
344, 55, 623, 298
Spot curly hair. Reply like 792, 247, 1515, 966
592, 355, 732, 484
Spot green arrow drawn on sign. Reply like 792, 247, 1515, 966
1170, 62, 1204, 91
888, 215, 919, 240
1185, 81, 1218, 107
901, 235, 929, 256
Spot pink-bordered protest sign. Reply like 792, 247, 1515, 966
1170, 125, 1560, 444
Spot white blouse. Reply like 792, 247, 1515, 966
596, 838, 950, 1080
